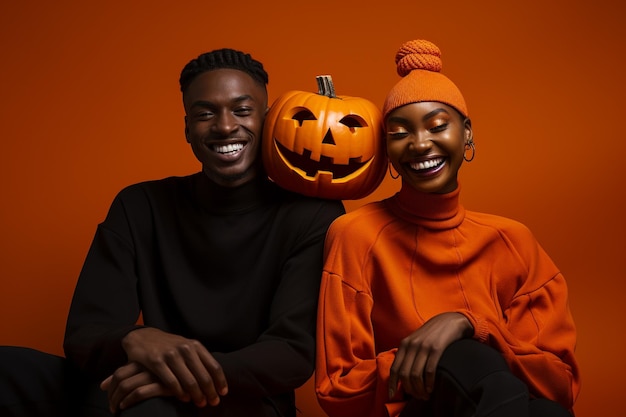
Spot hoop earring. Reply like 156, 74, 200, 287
463, 140, 476, 162
389, 162, 400, 179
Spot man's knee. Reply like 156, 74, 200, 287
0, 346, 69, 417
0, 346, 67, 398
118, 397, 183, 417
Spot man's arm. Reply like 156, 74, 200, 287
64, 191, 144, 379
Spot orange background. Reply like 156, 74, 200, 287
1, 1, 624, 415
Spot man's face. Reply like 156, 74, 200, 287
183, 68, 268, 187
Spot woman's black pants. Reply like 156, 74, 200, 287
399, 339, 572, 417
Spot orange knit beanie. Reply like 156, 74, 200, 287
382, 39, 468, 120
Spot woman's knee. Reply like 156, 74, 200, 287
434, 340, 529, 417
529, 398, 572, 417
437, 339, 510, 385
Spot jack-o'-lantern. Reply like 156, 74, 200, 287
262, 75, 386, 200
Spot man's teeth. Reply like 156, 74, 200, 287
411, 158, 443, 171
213, 143, 244, 154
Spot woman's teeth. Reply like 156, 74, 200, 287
411, 157, 443, 171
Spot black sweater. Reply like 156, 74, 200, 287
64, 172, 345, 416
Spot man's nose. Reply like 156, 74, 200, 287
212, 111, 237, 134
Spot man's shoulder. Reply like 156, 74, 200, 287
265, 185, 346, 233
116, 173, 197, 199
269, 182, 345, 213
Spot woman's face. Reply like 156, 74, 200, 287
386, 101, 472, 194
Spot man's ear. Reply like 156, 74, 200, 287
184, 116, 190, 143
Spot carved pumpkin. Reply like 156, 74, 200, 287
262, 75, 386, 200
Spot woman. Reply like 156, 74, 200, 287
315, 39, 580, 417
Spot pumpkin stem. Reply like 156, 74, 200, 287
316, 75, 336, 98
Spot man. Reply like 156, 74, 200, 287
1, 48, 345, 417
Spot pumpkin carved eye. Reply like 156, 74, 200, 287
339, 115, 366, 130
291, 108, 317, 127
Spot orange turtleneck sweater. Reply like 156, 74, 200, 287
316, 185, 580, 417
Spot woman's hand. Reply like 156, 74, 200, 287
388, 312, 473, 401
116, 327, 228, 409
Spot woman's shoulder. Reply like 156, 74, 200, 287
465, 210, 535, 241
332, 200, 390, 227
325, 200, 394, 245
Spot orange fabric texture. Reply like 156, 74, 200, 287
382, 39, 468, 119
315, 184, 580, 417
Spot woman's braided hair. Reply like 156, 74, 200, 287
179, 48, 268, 93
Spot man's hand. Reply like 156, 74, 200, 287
388, 312, 473, 401
101, 362, 176, 412
118, 327, 228, 409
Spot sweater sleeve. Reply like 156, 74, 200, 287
316, 218, 406, 417
462, 224, 580, 411
316, 273, 406, 417
64, 191, 143, 379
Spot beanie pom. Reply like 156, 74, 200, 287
383, 39, 467, 118
395, 39, 442, 77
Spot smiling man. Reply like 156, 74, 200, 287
0, 48, 345, 417
182, 65, 267, 187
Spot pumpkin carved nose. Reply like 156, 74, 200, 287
322, 129, 336, 146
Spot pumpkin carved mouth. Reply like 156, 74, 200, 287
274, 138, 367, 179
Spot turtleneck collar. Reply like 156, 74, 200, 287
385, 181, 465, 230
192, 172, 278, 214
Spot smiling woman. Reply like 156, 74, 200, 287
314, 39, 580, 417
0, 2, 624, 416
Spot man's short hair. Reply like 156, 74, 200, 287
179, 48, 269, 94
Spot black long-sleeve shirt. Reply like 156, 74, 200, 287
63, 172, 345, 416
